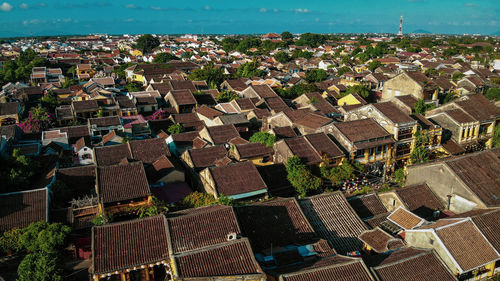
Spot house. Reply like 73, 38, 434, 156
115, 96, 138, 116
199, 161, 268, 200
426, 94, 500, 149
292, 92, 338, 116
166, 205, 266, 281
386, 206, 426, 230
358, 227, 404, 254
91, 215, 170, 281
88, 116, 123, 137
405, 218, 500, 280
231, 142, 274, 165
328, 118, 395, 165
181, 145, 229, 173
299, 191, 368, 254
405, 149, 500, 213
76, 64, 95, 80
0, 188, 49, 232
344, 102, 418, 162
347, 193, 388, 221
0, 102, 22, 126
74, 137, 93, 165
370, 248, 458, 281
164, 90, 197, 113
266, 109, 334, 135
198, 124, 240, 146
337, 93, 367, 106
220, 78, 249, 94
96, 161, 151, 215
72, 100, 99, 119
240, 84, 277, 100
273, 133, 345, 167
381, 71, 438, 102
236, 197, 317, 254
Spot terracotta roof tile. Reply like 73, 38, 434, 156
187, 145, 228, 168
299, 192, 368, 254
92, 215, 169, 274
208, 161, 267, 197
97, 161, 150, 203
387, 207, 425, 230
396, 183, 443, 218
0, 189, 48, 232
358, 227, 404, 253
348, 193, 388, 219
129, 138, 171, 164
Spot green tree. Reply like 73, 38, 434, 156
494, 124, 500, 148
20, 222, 71, 254
485, 87, 500, 101
305, 69, 328, 83
275, 83, 319, 99
180, 191, 217, 208
19, 106, 54, 133
286, 156, 322, 197
274, 51, 291, 64
113, 62, 135, 79
236, 37, 261, 53
61, 78, 76, 88
135, 34, 160, 53
337, 66, 351, 76
368, 60, 382, 72
17, 252, 63, 281
414, 99, 435, 114
236, 61, 265, 78
394, 168, 406, 187
216, 90, 239, 102
41, 91, 60, 113
295, 33, 326, 47
320, 159, 362, 185
249, 132, 276, 147
153, 52, 178, 63
125, 82, 143, 92
132, 196, 169, 218
0, 228, 24, 254
281, 31, 293, 40
188, 63, 225, 86
343, 85, 372, 101
168, 124, 185, 135
424, 68, 438, 77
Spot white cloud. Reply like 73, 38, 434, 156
259, 8, 267, 13
293, 8, 310, 13
151, 6, 165, 11
204, 5, 210, 10
19, 3, 28, 9
23, 19, 42, 25
273, 8, 279, 12
125, 4, 138, 9
124, 18, 135, 22
0, 2, 13, 12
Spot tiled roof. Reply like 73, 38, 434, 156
395, 183, 443, 219
235, 142, 273, 159
272, 126, 297, 139
279, 255, 374, 281
284, 137, 322, 165
236, 198, 316, 252
265, 96, 289, 112
455, 94, 500, 122
89, 116, 121, 127
0, 189, 48, 232
97, 161, 150, 204
206, 124, 240, 145
299, 192, 368, 254
56, 165, 96, 200
173, 239, 264, 279
94, 143, 133, 166
373, 102, 415, 124
169, 89, 197, 105
444, 150, 500, 207
435, 219, 500, 272
468, 209, 500, 252
187, 145, 228, 168
167, 205, 241, 254
92, 215, 169, 274
387, 207, 425, 230
251, 84, 278, 99
0, 102, 19, 115
358, 227, 404, 253
208, 161, 267, 197
348, 193, 388, 219
333, 118, 393, 144
304, 133, 344, 159
128, 138, 171, 164
372, 249, 457, 281
196, 105, 223, 120
72, 100, 99, 112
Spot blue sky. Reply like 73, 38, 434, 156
0, 0, 498, 37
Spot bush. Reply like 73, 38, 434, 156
485, 87, 500, 101
394, 168, 406, 187
18, 252, 63, 281
216, 90, 239, 102
249, 132, 276, 147
286, 156, 322, 197
167, 124, 184, 135
305, 69, 328, 83
180, 191, 217, 208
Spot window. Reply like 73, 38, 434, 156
395, 90, 401, 96
355, 150, 364, 158
429, 239, 434, 245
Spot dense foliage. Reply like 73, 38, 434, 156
305, 69, 328, 83
286, 156, 322, 197
236, 61, 265, 78
167, 123, 185, 135
276, 83, 319, 99
0, 49, 49, 84
188, 63, 226, 87
216, 90, 239, 102
249, 132, 276, 147
414, 99, 436, 114
135, 34, 160, 53
153, 52, 178, 63
485, 87, 500, 101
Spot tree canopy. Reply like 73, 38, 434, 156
135, 34, 160, 53
249, 132, 276, 147
274, 51, 291, 64
281, 31, 293, 40
188, 63, 226, 87
305, 69, 328, 83
236, 61, 265, 78
216, 90, 239, 102
286, 156, 322, 197
167, 123, 185, 135
153, 52, 178, 63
